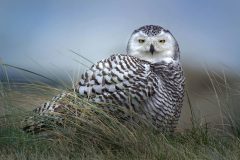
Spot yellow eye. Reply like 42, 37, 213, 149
159, 39, 166, 43
138, 39, 145, 43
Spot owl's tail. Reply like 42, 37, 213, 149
22, 114, 64, 133
22, 91, 79, 134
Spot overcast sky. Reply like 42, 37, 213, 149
1, 0, 240, 77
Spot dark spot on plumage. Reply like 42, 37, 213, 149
115, 85, 121, 91
117, 76, 122, 82
111, 77, 117, 84
102, 70, 108, 76
92, 74, 100, 85
84, 90, 88, 95
98, 95, 104, 102
110, 56, 114, 61
141, 89, 148, 96
111, 71, 117, 77
111, 93, 122, 104
135, 76, 143, 81
116, 66, 124, 74
47, 103, 52, 110
147, 86, 154, 96
128, 73, 134, 79
81, 74, 84, 79
92, 88, 96, 94
104, 78, 111, 85
108, 60, 112, 68
123, 59, 130, 69
33, 107, 39, 113
93, 77, 100, 85
127, 59, 135, 68
102, 77, 106, 85
128, 79, 135, 85
135, 92, 144, 101
119, 61, 125, 70
136, 82, 145, 89
96, 64, 100, 70
132, 70, 138, 75
123, 75, 129, 80
123, 82, 130, 88
85, 72, 89, 79
102, 91, 110, 99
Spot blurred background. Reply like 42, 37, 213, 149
0, 0, 240, 130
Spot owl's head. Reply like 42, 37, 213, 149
127, 25, 180, 63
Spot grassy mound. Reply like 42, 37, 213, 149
0, 83, 240, 160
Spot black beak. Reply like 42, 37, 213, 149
149, 44, 155, 55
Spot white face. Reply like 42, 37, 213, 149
127, 30, 177, 63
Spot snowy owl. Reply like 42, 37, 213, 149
23, 25, 185, 133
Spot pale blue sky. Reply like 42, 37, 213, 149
0, 0, 240, 76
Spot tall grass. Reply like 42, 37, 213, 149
0, 62, 240, 159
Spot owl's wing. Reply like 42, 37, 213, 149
22, 54, 160, 133
76, 54, 160, 107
